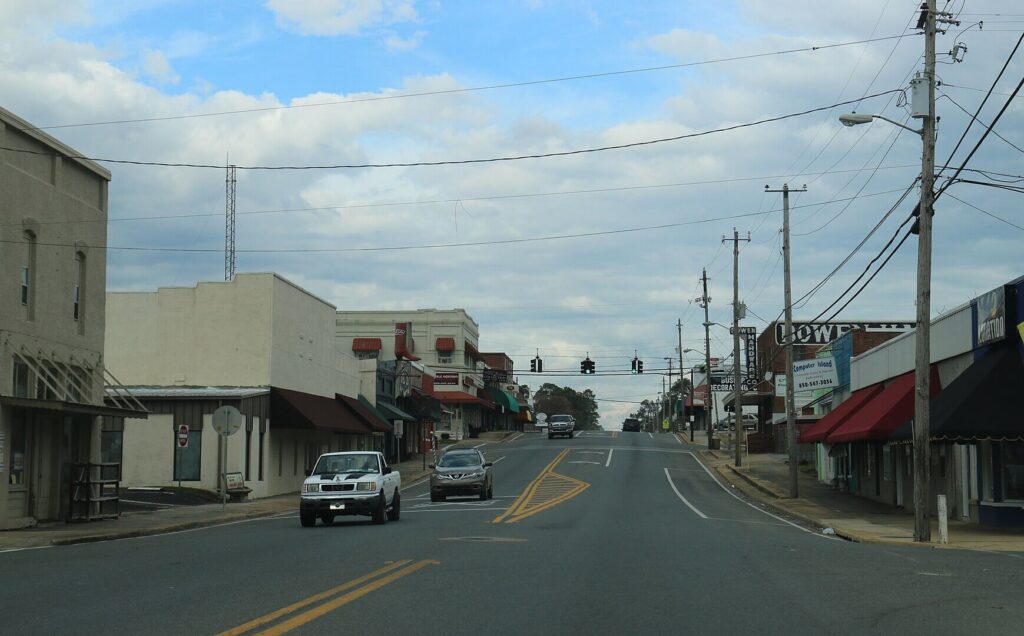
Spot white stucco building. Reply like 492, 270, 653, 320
106, 273, 388, 498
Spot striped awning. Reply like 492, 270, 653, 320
435, 337, 456, 351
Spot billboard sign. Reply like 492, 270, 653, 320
434, 372, 459, 386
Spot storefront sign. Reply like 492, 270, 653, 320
434, 372, 459, 386
792, 357, 838, 391
976, 287, 1007, 346
483, 368, 509, 384
774, 376, 816, 409
774, 322, 915, 346
710, 375, 759, 392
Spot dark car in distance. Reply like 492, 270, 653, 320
622, 418, 641, 432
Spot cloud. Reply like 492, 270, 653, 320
266, 0, 419, 36
142, 50, 180, 85
385, 30, 426, 52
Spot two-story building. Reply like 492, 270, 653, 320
335, 309, 490, 439
1, 107, 144, 528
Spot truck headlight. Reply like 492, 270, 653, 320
302, 483, 319, 493
356, 481, 377, 491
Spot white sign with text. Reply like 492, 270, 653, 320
791, 357, 838, 392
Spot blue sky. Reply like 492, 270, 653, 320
3, 1, 1023, 426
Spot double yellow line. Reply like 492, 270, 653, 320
218, 559, 438, 636
492, 449, 589, 524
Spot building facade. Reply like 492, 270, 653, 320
0, 107, 142, 528
105, 273, 383, 498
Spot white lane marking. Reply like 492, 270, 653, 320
664, 468, 707, 519
568, 461, 602, 465
648, 432, 653, 440
576, 450, 605, 455
575, 431, 584, 438
405, 508, 510, 513
674, 434, 683, 445
473, 442, 487, 449
505, 433, 524, 443
605, 448, 613, 468
491, 456, 506, 464
686, 452, 835, 540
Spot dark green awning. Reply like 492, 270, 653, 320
487, 387, 520, 414
376, 400, 416, 422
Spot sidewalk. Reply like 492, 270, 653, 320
701, 450, 1024, 553
0, 453, 441, 552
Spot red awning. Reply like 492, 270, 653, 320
270, 387, 371, 434
435, 337, 456, 352
433, 390, 491, 408
465, 341, 479, 357
352, 337, 382, 352
826, 367, 941, 444
799, 384, 884, 443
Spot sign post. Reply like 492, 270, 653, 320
212, 406, 243, 510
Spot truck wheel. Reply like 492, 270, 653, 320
548, 433, 553, 439
372, 493, 387, 524
300, 510, 316, 527
387, 490, 401, 521
320, 512, 335, 525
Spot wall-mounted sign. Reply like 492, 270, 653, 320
434, 372, 459, 386
792, 357, 838, 392
483, 368, 509, 384
976, 287, 1007, 346
710, 375, 759, 392
774, 322, 915, 346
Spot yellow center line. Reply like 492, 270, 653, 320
217, 560, 412, 636
255, 560, 439, 636
492, 449, 570, 523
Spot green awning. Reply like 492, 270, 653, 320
376, 400, 416, 422
355, 394, 394, 433
487, 387, 520, 414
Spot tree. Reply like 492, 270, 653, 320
533, 383, 602, 430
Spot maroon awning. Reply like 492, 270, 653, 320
799, 384, 884, 443
435, 337, 456, 352
270, 387, 371, 434
826, 366, 941, 444
352, 337, 382, 352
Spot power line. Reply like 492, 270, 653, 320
938, 92, 1024, 153
0, 90, 904, 171
945, 193, 1024, 231
18, 35, 920, 132
0, 187, 912, 254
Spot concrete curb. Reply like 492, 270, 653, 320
49, 508, 290, 546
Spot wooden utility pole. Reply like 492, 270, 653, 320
699, 269, 715, 447
678, 319, 691, 440
723, 228, 750, 467
913, 0, 938, 543
767, 183, 806, 498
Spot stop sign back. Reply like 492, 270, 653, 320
177, 424, 189, 448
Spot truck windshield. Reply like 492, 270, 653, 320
312, 453, 379, 475
549, 415, 572, 423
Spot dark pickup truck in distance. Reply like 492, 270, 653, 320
623, 418, 641, 432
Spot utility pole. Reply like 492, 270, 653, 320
723, 228, 750, 467
913, 0, 938, 543
699, 269, 714, 447
767, 183, 806, 497
666, 358, 674, 433
662, 375, 667, 433
677, 319, 689, 440
224, 162, 237, 281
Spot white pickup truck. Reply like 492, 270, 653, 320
299, 451, 401, 527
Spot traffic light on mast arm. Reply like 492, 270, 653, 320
631, 357, 638, 373
637, 359, 644, 374
531, 356, 543, 373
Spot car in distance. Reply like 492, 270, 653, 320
299, 451, 401, 527
430, 449, 493, 502
547, 414, 575, 439
622, 417, 641, 432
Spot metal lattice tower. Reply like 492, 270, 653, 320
224, 164, 237, 281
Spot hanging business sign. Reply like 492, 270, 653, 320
434, 372, 459, 386
483, 368, 509, 384
774, 322, 915, 346
791, 357, 838, 392
975, 286, 1007, 346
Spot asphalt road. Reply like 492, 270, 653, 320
3, 431, 1023, 635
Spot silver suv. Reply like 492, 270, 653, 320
547, 414, 575, 439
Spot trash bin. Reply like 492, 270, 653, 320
709, 438, 721, 450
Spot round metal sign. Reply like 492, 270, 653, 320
211, 405, 243, 436
536, 412, 548, 422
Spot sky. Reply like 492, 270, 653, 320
3, 0, 1022, 429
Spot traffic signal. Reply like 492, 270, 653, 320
637, 359, 644, 374
580, 357, 596, 374
530, 358, 537, 372
631, 357, 638, 374
534, 357, 543, 373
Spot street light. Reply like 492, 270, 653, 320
839, 112, 923, 136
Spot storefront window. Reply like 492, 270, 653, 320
9, 416, 26, 486
101, 417, 124, 464
1002, 443, 1024, 501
